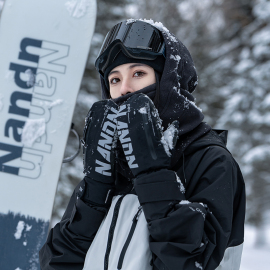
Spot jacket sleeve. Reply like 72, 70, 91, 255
134, 146, 245, 270
39, 180, 107, 270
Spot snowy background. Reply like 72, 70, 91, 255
1, 0, 269, 268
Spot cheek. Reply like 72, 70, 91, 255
148, 73, 156, 84
110, 89, 121, 98
136, 74, 156, 89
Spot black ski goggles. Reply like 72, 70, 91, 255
95, 20, 166, 76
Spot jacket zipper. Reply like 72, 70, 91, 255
117, 206, 143, 270
104, 195, 125, 270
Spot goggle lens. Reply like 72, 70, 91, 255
95, 20, 165, 76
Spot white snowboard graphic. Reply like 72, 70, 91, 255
0, 0, 96, 269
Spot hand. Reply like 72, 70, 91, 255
81, 99, 119, 206
116, 94, 179, 177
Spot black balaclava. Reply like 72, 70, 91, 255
103, 50, 165, 104
99, 19, 211, 172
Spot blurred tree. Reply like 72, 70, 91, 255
216, 0, 270, 246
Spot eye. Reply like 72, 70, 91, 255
110, 77, 120, 85
134, 71, 146, 77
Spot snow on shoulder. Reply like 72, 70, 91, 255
170, 55, 181, 62
161, 122, 178, 157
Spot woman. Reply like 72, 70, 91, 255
40, 19, 246, 270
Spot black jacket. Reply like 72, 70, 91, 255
40, 20, 245, 270
39, 129, 245, 270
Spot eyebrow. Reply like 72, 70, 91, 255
108, 63, 147, 77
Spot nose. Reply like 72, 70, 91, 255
120, 79, 133, 96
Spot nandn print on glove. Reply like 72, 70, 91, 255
116, 94, 179, 177
116, 104, 139, 169
82, 100, 119, 181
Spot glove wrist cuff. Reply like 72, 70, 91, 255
134, 169, 185, 204
82, 176, 115, 207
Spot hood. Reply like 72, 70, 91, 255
99, 19, 212, 168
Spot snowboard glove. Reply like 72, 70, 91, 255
81, 99, 119, 207
116, 94, 179, 177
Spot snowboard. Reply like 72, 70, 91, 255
0, 0, 96, 269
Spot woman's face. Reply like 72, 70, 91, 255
108, 63, 156, 98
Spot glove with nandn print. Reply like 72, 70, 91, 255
116, 93, 179, 177
81, 99, 119, 207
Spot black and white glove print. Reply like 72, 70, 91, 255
81, 99, 119, 206
116, 94, 179, 177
